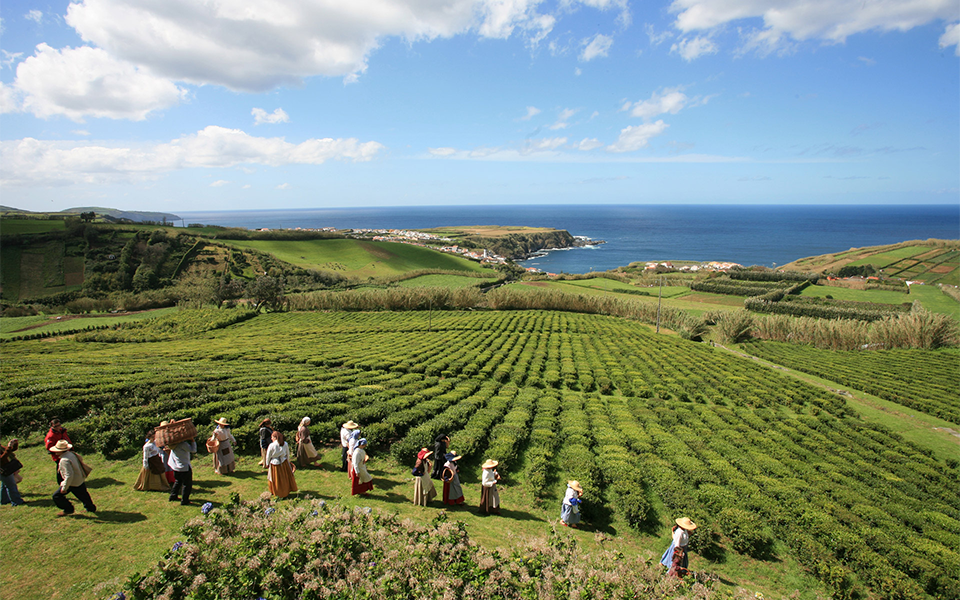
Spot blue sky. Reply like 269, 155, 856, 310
1, 0, 957, 213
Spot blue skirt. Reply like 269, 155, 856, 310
660, 542, 676, 567
560, 503, 581, 525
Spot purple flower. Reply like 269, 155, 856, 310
265, 507, 275, 516
111, 593, 126, 600
172, 541, 183, 552
201, 502, 213, 515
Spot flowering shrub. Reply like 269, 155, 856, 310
124, 497, 734, 600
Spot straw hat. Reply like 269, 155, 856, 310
51, 440, 73, 453
567, 480, 583, 493
445, 451, 462, 462
675, 517, 698, 530
160, 420, 169, 426
343, 420, 359, 430
481, 459, 499, 469
215, 417, 230, 426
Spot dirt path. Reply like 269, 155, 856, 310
10, 310, 155, 333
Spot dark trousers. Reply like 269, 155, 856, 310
169, 468, 192, 504
53, 483, 96, 513
341, 446, 348, 471
55, 462, 63, 484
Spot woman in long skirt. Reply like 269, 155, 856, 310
442, 452, 465, 506
660, 517, 697, 572
350, 438, 374, 495
266, 431, 298, 499
560, 480, 583, 527
257, 418, 273, 469
413, 448, 437, 506
211, 418, 236, 474
134, 429, 170, 492
346, 428, 361, 480
296, 417, 321, 468
479, 459, 501, 515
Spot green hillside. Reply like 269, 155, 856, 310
3, 309, 958, 600
782, 239, 959, 286
223, 238, 490, 278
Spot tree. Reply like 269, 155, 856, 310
248, 275, 285, 312
80, 211, 95, 222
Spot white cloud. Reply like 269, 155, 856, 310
210, 180, 230, 187
25, 10, 43, 24
2, 50, 23, 69
645, 23, 674, 46
522, 136, 567, 154
941, 22, 960, 55
578, 138, 604, 150
252, 107, 290, 125
428, 147, 458, 156
72, 130, 91, 136
242, 184, 252, 189
276, 183, 290, 190
580, 33, 613, 61
518, 106, 541, 121
669, 0, 960, 56
0, 82, 21, 114
14, 44, 187, 121
606, 120, 669, 152
549, 107, 578, 130
626, 87, 689, 119
62, 0, 622, 92
0, 126, 385, 186
671, 35, 719, 61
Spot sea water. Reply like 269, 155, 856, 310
176, 204, 959, 274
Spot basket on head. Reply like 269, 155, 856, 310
155, 418, 197, 447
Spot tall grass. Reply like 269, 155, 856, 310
749, 310, 958, 350
289, 287, 483, 311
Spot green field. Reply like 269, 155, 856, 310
396, 273, 498, 289
799, 284, 911, 305
909, 284, 960, 318
0, 307, 179, 339
3, 309, 956, 600
0, 218, 67, 235
515, 280, 742, 315
224, 238, 492, 278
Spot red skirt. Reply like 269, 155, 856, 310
350, 470, 373, 496
442, 481, 464, 505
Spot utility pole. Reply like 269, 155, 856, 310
656, 276, 663, 334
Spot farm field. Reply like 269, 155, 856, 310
0, 307, 180, 339
395, 273, 498, 289
2, 309, 958, 600
909, 284, 960, 318
222, 238, 491, 278
799, 284, 911, 305
782, 240, 959, 286
513, 280, 742, 315
0, 218, 67, 235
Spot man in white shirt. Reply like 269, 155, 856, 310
51, 440, 96, 516
167, 437, 197, 506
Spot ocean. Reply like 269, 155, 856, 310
177, 204, 960, 274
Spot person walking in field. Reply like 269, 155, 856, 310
431, 434, 449, 480
346, 426, 362, 480
350, 438, 374, 496
660, 517, 697, 574
1, 438, 25, 507
210, 418, 237, 475
265, 431, 298, 499
167, 435, 197, 506
560, 480, 583, 527
134, 429, 170, 492
340, 420, 359, 472
412, 448, 436, 506
479, 459, 501, 515
50, 440, 97, 516
44, 418, 72, 484
257, 418, 273, 469
441, 451, 465, 506
295, 417, 322, 468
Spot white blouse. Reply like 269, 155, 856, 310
142, 440, 161, 469
265, 441, 290, 465
673, 526, 690, 547
482, 469, 498, 487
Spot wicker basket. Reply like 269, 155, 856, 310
155, 418, 197, 447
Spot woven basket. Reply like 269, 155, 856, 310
155, 418, 197, 447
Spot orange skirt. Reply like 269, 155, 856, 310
268, 461, 298, 498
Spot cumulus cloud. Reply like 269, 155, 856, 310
0, 126, 385, 186
25, 10, 43, 24
941, 22, 960, 55
606, 120, 669, 152
669, 0, 960, 56
625, 87, 689, 119
14, 44, 187, 121
518, 106, 541, 121
252, 107, 290, 125
61, 0, 622, 92
671, 35, 718, 61
578, 138, 604, 150
549, 107, 578, 130
580, 33, 613, 61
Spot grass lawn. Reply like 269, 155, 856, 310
3, 438, 828, 600
513, 281, 741, 316
800, 284, 911, 305
909, 285, 960, 319
224, 239, 491, 278
0, 307, 180, 339
846, 245, 935, 266
396, 274, 498, 289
